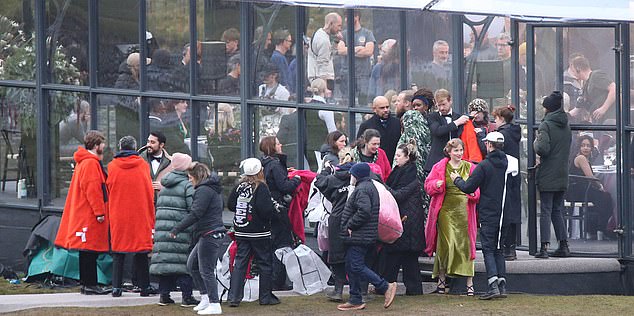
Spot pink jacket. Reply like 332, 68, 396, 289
424, 158, 480, 260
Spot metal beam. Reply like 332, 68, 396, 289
526, 24, 537, 255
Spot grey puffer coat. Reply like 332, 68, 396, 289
150, 171, 194, 276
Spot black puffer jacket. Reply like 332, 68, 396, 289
314, 163, 353, 264
385, 161, 425, 252
340, 175, 380, 246
261, 154, 301, 201
171, 174, 226, 240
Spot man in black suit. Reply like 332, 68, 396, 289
423, 89, 469, 172
356, 96, 401, 162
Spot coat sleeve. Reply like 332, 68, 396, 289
346, 188, 372, 231
171, 187, 216, 235
82, 160, 107, 217
429, 113, 458, 137
453, 163, 485, 194
271, 163, 301, 195
255, 185, 275, 222
388, 170, 418, 203
227, 185, 238, 212
424, 162, 446, 197
534, 122, 551, 158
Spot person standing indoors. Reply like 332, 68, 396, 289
308, 12, 343, 93
383, 144, 425, 295
337, 163, 397, 311
106, 136, 155, 297
55, 130, 110, 295
150, 153, 198, 307
492, 105, 522, 261
170, 163, 227, 315
227, 158, 279, 307
534, 91, 572, 259
451, 132, 514, 300
424, 139, 479, 296
356, 96, 401, 163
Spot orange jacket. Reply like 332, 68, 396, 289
106, 154, 155, 253
460, 120, 483, 163
55, 147, 110, 252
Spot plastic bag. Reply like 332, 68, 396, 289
275, 245, 331, 295
372, 180, 403, 244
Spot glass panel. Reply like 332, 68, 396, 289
98, 0, 140, 88
0, 87, 37, 204
253, 105, 298, 165
406, 11, 453, 94
0, 0, 36, 82
49, 91, 90, 207
519, 124, 529, 246
249, 2, 295, 101
195, 0, 241, 96
146, 0, 189, 93
96, 93, 140, 161
46, 0, 88, 85
148, 98, 192, 155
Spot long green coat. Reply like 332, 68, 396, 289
534, 108, 572, 192
150, 170, 194, 275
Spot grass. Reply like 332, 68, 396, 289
5, 293, 634, 316
0, 275, 79, 296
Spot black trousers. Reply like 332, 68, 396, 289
501, 224, 517, 248
228, 238, 275, 304
111, 253, 150, 289
79, 251, 99, 286
383, 250, 422, 295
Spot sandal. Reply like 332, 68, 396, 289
466, 285, 475, 296
435, 279, 448, 294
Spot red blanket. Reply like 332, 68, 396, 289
287, 170, 317, 243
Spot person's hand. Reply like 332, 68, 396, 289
436, 180, 443, 188
347, 229, 352, 237
450, 171, 460, 181
169, 232, 177, 239
470, 111, 478, 117
592, 106, 608, 122
96, 215, 105, 223
454, 115, 469, 126
152, 181, 161, 190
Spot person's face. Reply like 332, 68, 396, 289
395, 94, 412, 113
412, 99, 428, 114
366, 137, 380, 155
175, 101, 188, 114
226, 40, 238, 54
275, 138, 283, 154
473, 111, 485, 123
264, 72, 278, 84
265, 33, 272, 47
95, 142, 105, 156
183, 48, 191, 64
437, 97, 452, 115
494, 115, 505, 127
580, 139, 593, 157
331, 16, 343, 34
146, 135, 163, 155
284, 35, 293, 50
394, 148, 409, 167
336, 135, 347, 150
496, 39, 511, 60
449, 144, 464, 161
570, 67, 589, 81
373, 99, 390, 119
433, 44, 449, 64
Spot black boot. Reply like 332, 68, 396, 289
497, 278, 507, 298
504, 245, 517, 261
326, 279, 344, 302
551, 240, 571, 257
479, 280, 501, 300
534, 242, 549, 259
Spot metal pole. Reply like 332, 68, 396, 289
139, 0, 149, 140
88, 0, 98, 129
296, 6, 306, 169
189, 0, 199, 160
451, 14, 464, 110
616, 23, 628, 258
556, 28, 564, 92
239, 2, 252, 158
399, 10, 408, 91
526, 24, 537, 255
35, 0, 49, 204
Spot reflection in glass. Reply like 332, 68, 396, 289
98, 0, 139, 88
200, 101, 240, 172
96, 93, 140, 162
0, 1, 36, 82
148, 98, 191, 155
46, 0, 89, 85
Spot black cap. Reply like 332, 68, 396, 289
542, 91, 563, 112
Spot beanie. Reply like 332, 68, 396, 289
350, 162, 370, 179
240, 158, 263, 176
542, 91, 563, 112
170, 153, 193, 171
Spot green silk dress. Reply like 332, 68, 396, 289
432, 160, 475, 278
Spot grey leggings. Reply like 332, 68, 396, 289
187, 233, 224, 303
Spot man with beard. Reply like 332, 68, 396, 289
308, 12, 343, 93
55, 130, 110, 295
356, 96, 401, 162
394, 90, 414, 119
140, 131, 172, 200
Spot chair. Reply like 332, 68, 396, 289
563, 174, 599, 240
1, 129, 21, 191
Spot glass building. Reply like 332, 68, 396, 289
0, 0, 633, 289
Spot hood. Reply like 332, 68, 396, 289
161, 170, 189, 188
73, 146, 100, 164
498, 122, 521, 143
114, 150, 139, 158
261, 154, 288, 169
544, 108, 569, 128
486, 150, 508, 169
197, 173, 222, 194
111, 154, 147, 169
320, 143, 332, 155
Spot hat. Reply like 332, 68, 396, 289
171, 153, 193, 171
240, 158, 262, 176
542, 91, 563, 112
350, 162, 370, 179
468, 98, 489, 113
483, 131, 505, 143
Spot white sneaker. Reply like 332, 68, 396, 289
197, 303, 222, 315
193, 300, 210, 311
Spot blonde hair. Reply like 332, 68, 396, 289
308, 78, 327, 96
443, 138, 464, 158
240, 169, 266, 190
338, 146, 354, 164
434, 88, 451, 103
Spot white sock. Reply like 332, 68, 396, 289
201, 295, 210, 304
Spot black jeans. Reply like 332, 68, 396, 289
480, 221, 506, 281
158, 274, 193, 298
501, 224, 517, 247
383, 250, 422, 295
79, 251, 99, 286
539, 191, 567, 242
187, 234, 223, 303
111, 253, 149, 289
228, 238, 275, 304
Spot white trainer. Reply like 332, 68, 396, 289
197, 302, 222, 315
193, 295, 210, 311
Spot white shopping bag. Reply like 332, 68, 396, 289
216, 244, 259, 302
276, 244, 331, 295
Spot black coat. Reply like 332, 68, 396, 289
340, 176, 380, 246
454, 150, 508, 225
356, 114, 401, 163
261, 154, 301, 202
314, 163, 353, 264
171, 174, 226, 240
497, 122, 521, 159
497, 122, 522, 225
424, 111, 464, 172
227, 182, 275, 239
385, 161, 425, 252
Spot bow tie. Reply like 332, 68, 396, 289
442, 114, 452, 118
151, 156, 162, 162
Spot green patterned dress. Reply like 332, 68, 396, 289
432, 160, 475, 278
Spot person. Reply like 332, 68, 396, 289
222, 27, 240, 59
569, 55, 616, 123
356, 96, 401, 163
396, 110, 431, 200
563, 53, 585, 110
337, 163, 397, 311
171, 100, 190, 140
59, 100, 90, 146
352, 128, 392, 181
568, 134, 614, 239
54, 130, 110, 295
270, 29, 293, 92
308, 78, 338, 133
308, 12, 342, 93
394, 90, 414, 119
150, 153, 198, 307
169, 163, 226, 315
534, 91, 572, 258
383, 143, 425, 295
451, 132, 513, 300
492, 105, 522, 260
227, 158, 279, 307
336, 10, 376, 106
259, 136, 301, 290
314, 148, 355, 302
424, 139, 478, 296
423, 89, 469, 172
217, 55, 240, 96
106, 136, 155, 297
411, 88, 435, 118
258, 63, 290, 101
420, 40, 451, 92
460, 98, 491, 163
147, 49, 177, 93
140, 131, 172, 201
369, 39, 400, 100
320, 131, 348, 167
